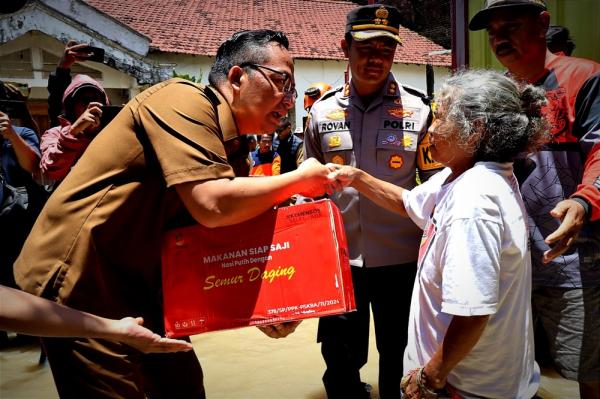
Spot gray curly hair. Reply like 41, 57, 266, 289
435, 69, 549, 162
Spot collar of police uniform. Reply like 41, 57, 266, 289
346, 73, 399, 99
205, 85, 239, 142
383, 77, 400, 98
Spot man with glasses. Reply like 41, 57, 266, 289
304, 5, 442, 399
14, 29, 334, 398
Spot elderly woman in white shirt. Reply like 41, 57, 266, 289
330, 69, 548, 399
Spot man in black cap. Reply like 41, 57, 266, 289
304, 4, 442, 398
470, 2, 600, 397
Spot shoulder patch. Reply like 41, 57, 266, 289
402, 85, 431, 105
310, 85, 344, 110
319, 85, 343, 101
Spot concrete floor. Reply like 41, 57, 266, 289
0, 318, 580, 399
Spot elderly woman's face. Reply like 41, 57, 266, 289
428, 104, 457, 166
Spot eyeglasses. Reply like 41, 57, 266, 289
239, 63, 297, 101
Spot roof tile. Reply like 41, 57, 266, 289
85, 0, 451, 66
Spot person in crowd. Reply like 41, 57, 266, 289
250, 133, 281, 176
0, 93, 41, 290
273, 116, 303, 173
302, 82, 332, 133
0, 285, 192, 353
40, 74, 108, 182
330, 69, 547, 399
470, 1, 600, 397
304, 82, 333, 112
0, 83, 44, 346
303, 5, 443, 398
248, 134, 258, 152
546, 25, 575, 56
47, 40, 100, 127
14, 29, 334, 398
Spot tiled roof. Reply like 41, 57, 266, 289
85, 0, 451, 66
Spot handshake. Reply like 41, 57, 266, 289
293, 158, 361, 199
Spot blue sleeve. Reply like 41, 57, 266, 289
15, 126, 41, 156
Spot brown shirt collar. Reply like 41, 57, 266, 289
205, 86, 239, 142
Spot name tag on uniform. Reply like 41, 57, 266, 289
382, 119, 422, 132
319, 120, 351, 132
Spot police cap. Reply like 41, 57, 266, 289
346, 4, 403, 45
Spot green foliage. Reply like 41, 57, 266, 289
172, 70, 203, 83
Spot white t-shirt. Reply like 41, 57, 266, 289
402, 162, 539, 399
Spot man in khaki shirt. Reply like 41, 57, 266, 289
14, 30, 333, 398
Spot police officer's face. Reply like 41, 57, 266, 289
237, 44, 296, 134
343, 37, 396, 92
486, 9, 548, 75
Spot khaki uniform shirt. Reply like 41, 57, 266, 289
304, 73, 441, 267
15, 79, 238, 328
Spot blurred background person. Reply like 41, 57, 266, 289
273, 116, 303, 174
0, 83, 41, 289
250, 133, 281, 176
0, 81, 44, 345
304, 82, 332, 113
247, 134, 258, 152
48, 40, 103, 127
40, 74, 108, 183
302, 82, 332, 133
546, 25, 576, 56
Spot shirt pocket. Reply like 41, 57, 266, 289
376, 129, 416, 176
320, 130, 353, 165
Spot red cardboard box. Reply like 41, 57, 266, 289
161, 199, 355, 337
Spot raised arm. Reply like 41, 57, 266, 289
0, 113, 40, 174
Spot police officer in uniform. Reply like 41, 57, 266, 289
303, 5, 442, 399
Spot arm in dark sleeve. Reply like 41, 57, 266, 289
47, 68, 72, 127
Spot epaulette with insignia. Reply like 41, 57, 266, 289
308, 85, 341, 112
318, 85, 344, 103
319, 85, 344, 100
402, 84, 431, 105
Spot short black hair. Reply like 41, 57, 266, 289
208, 30, 289, 86
546, 25, 575, 56
344, 32, 353, 45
